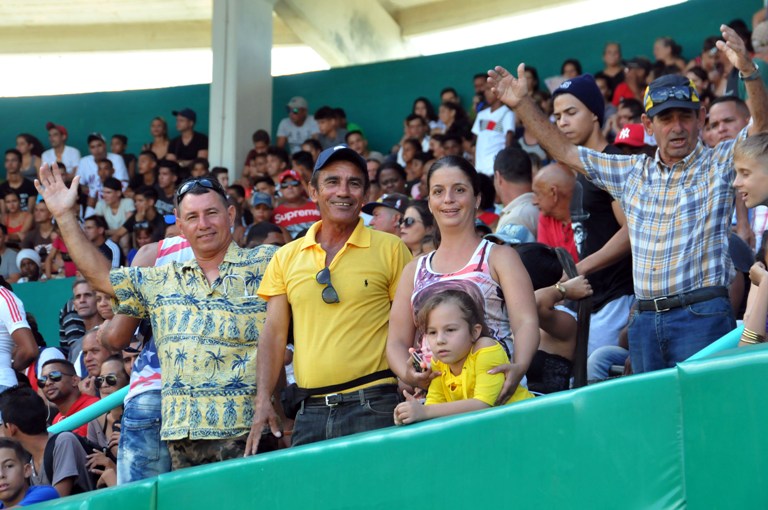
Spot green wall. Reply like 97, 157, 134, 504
12, 277, 77, 347
0, 0, 755, 161
31, 344, 768, 509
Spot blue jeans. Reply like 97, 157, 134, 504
587, 345, 629, 381
627, 296, 735, 374
117, 390, 171, 485
291, 389, 399, 447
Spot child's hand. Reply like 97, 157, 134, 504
406, 348, 440, 390
393, 390, 426, 425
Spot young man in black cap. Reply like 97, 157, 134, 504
550, 74, 635, 358
167, 108, 208, 168
246, 145, 411, 453
488, 23, 768, 373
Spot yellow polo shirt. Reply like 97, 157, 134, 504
259, 219, 411, 390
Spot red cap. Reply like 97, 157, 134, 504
278, 169, 301, 182
45, 121, 68, 137
614, 124, 645, 148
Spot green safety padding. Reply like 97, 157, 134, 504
155, 371, 685, 509
678, 344, 768, 509
31, 346, 768, 509
30, 477, 156, 510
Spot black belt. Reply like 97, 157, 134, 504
304, 384, 398, 407
637, 286, 729, 312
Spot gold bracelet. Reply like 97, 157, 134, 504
741, 335, 760, 344
742, 328, 766, 342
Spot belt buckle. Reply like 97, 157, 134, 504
654, 296, 670, 312
324, 393, 342, 407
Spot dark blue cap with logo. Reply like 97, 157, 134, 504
313, 144, 368, 176
552, 74, 605, 126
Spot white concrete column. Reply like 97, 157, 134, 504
209, 0, 275, 180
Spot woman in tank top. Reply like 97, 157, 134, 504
387, 156, 539, 403
142, 117, 170, 160
16, 134, 43, 180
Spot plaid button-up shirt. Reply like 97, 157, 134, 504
577, 127, 746, 300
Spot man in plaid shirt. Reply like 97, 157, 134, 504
489, 24, 768, 373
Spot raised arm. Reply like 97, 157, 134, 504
487, 64, 585, 173
717, 24, 768, 135
34, 163, 114, 296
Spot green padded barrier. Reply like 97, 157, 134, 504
678, 344, 768, 509
152, 370, 685, 510
31, 347, 768, 509
0, 0, 755, 160
12, 277, 77, 348
30, 477, 157, 510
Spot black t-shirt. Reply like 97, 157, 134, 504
154, 188, 175, 217
122, 213, 166, 241
0, 179, 38, 212
573, 144, 634, 311
168, 132, 208, 163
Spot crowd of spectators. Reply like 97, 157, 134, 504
0, 12, 766, 505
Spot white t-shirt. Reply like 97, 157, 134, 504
42, 146, 82, 174
471, 105, 515, 175
77, 153, 129, 198
0, 287, 30, 388
276, 116, 320, 154
94, 198, 135, 231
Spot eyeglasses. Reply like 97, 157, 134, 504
400, 217, 422, 228
280, 180, 301, 189
39, 371, 74, 385
288, 108, 301, 114
175, 178, 227, 203
316, 267, 340, 304
95, 374, 119, 389
647, 85, 696, 105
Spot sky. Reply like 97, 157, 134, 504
0, 0, 685, 98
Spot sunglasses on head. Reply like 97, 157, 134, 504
175, 178, 227, 203
648, 85, 695, 105
39, 371, 74, 385
316, 267, 340, 304
280, 180, 302, 189
400, 217, 422, 228
95, 374, 119, 389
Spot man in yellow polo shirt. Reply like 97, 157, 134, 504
246, 145, 411, 451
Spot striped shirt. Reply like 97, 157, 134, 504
577, 127, 747, 300
0, 287, 29, 388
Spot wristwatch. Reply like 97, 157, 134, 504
555, 282, 567, 300
739, 62, 760, 81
